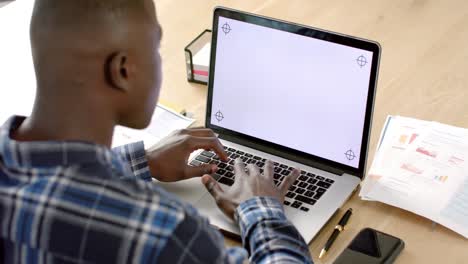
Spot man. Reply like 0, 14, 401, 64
0, 0, 313, 263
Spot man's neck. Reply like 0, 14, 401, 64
12, 100, 116, 148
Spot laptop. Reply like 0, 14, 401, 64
157, 7, 381, 243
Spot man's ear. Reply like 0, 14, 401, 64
106, 52, 131, 92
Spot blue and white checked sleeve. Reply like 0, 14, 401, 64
157, 196, 313, 263
236, 197, 313, 264
114, 142, 312, 263
112, 141, 152, 181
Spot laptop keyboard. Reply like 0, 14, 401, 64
189, 146, 335, 212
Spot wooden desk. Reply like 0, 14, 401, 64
154, 0, 468, 263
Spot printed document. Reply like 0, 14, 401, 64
112, 104, 195, 148
361, 116, 468, 238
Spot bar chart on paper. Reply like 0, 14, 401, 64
398, 133, 419, 145
434, 175, 449, 183
400, 163, 423, 174
416, 147, 438, 158
361, 116, 468, 238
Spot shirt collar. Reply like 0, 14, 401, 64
0, 116, 129, 174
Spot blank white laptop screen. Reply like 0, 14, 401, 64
210, 17, 374, 168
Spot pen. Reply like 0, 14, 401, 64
319, 208, 353, 259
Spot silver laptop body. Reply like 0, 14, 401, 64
158, 7, 381, 243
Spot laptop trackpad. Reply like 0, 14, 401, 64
195, 194, 240, 235
156, 178, 208, 203
157, 179, 240, 235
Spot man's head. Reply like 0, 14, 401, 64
30, 0, 162, 129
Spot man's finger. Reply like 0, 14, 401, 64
186, 163, 217, 178
188, 137, 228, 161
279, 168, 300, 194
201, 175, 224, 200
263, 160, 274, 179
234, 158, 246, 176
246, 163, 260, 176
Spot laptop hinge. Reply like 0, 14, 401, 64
219, 133, 345, 176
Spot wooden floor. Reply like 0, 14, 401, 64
155, 1, 468, 263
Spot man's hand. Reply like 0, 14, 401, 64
202, 159, 300, 220
146, 128, 228, 182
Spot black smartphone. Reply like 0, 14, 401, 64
333, 228, 404, 264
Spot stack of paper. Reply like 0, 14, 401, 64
360, 116, 468, 238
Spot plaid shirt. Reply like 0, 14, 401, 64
0, 116, 312, 263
